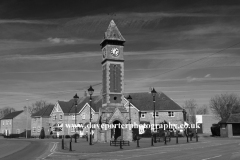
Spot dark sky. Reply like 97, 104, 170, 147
0, 0, 240, 109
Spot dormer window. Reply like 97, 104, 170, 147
141, 112, 146, 118
152, 112, 159, 117
168, 112, 174, 117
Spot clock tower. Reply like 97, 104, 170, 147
100, 20, 125, 107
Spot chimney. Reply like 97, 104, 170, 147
84, 91, 88, 97
149, 87, 153, 93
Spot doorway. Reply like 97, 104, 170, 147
113, 120, 122, 140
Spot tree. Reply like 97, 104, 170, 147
182, 99, 197, 124
0, 107, 16, 119
28, 100, 53, 115
209, 93, 240, 120
196, 104, 209, 115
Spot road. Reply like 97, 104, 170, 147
0, 139, 52, 160
44, 138, 240, 160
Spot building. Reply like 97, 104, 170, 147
195, 115, 219, 134
48, 20, 184, 141
219, 113, 240, 137
31, 105, 54, 137
0, 110, 31, 136
93, 20, 184, 142
49, 97, 101, 137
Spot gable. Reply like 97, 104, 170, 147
79, 103, 95, 115
50, 102, 63, 116
108, 108, 127, 124
123, 97, 139, 112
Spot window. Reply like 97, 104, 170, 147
168, 112, 174, 117
2, 121, 4, 126
91, 113, 94, 120
71, 127, 75, 132
37, 127, 41, 133
141, 112, 146, 118
52, 115, 56, 120
33, 127, 36, 132
6, 121, 8, 125
9, 121, 11, 125
72, 115, 75, 120
59, 115, 63, 120
152, 112, 159, 117
82, 113, 85, 120
16, 129, 20, 134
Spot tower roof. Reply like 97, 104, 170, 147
100, 20, 125, 45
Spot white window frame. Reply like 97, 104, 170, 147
59, 114, 63, 120
33, 127, 36, 132
152, 112, 159, 117
72, 115, 75, 120
37, 127, 41, 133
91, 113, 94, 120
141, 112, 146, 118
168, 112, 175, 117
82, 113, 85, 120
52, 115, 56, 120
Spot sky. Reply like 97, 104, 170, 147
0, 0, 240, 110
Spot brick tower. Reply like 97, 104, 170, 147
95, 20, 132, 142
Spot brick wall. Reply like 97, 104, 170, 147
13, 112, 31, 134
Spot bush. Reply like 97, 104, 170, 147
65, 135, 71, 138
4, 134, 20, 138
71, 133, 80, 139
211, 124, 220, 136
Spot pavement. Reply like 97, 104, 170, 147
0, 138, 58, 160
0, 139, 30, 159
1, 135, 240, 160
40, 136, 240, 160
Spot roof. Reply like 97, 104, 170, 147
219, 113, 240, 124
1, 111, 23, 119
58, 96, 102, 114
124, 92, 183, 111
55, 91, 182, 114
100, 20, 125, 45
31, 104, 54, 117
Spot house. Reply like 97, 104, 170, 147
126, 92, 184, 126
31, 105, 54, 137
219, 113, 240, 137
49, 96, 101, 137
0, 110, 31, 136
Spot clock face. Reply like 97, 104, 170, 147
102, 48, 107, 59
110, 48, 119, 57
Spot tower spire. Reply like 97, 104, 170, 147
100, 20, 125, 46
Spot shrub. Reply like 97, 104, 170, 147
211, 124, 220, 136
65, 135, 71, 138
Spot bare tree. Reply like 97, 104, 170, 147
182, 99, 197, 123
28, 100, 53, 115
196, 104, 209, 115
0, 107, 16, 118
209, 93, 240, 120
